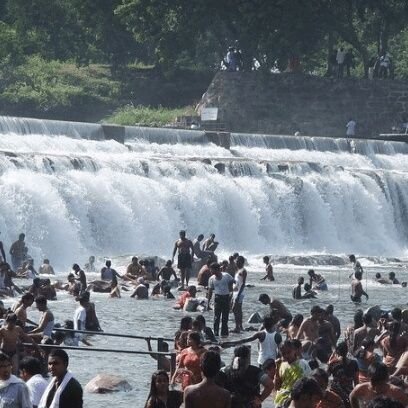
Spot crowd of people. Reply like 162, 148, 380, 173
0, 231, 407, 407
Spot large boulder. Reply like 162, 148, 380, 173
85, 374, 132, 394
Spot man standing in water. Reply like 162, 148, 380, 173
172, 230, 194, 288
9, 233, 27, 271
208, 262, 234, 337
351, 271, 368, 303
349, 254, 363, 278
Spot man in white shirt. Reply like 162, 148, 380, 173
74, 294, 91, 346
20, 356, 48, 408
336, 47, 346, 78
346, 118, 356, 138
208, 262, 234, 337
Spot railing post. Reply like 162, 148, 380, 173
170, 353, 177, 377
157, 337, 164, 370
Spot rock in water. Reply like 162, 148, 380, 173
85, 374, 132, 393
247, 312, 263, 324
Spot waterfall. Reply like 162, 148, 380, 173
0, 116, 407, 270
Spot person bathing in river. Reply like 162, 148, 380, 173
73, 264, 87, 295
292, 277, 304, 299
375, 273, 390, 284
349, 254, 364, 278
307, 269, 328, 291
39, 259, 55, 275
302, 283, 317, 299
172, 230, 194, 289
261, 256, 275, 281
351, 271, 368, 303
157, 260, 178, 283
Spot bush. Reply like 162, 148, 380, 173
0, 56, 121, 119
104, 104, 195, 127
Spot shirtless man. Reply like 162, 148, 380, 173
351, 271, 368, 303
296, 306, 323, 355
39, 259, 55, 275
349, 254, 363, 278
125, 256, 142, 280
261, 256, 274, 281
197, 259, 212, 287
157, 260, 178, 282
184, 350, 230, 408
73, 263, 87, 295
0, 313, 39, 373
352, 313, 379, 353
308, 269, 327, 291
172, 230, 194, 288
350, 362, 408, 408
202, 234, 218, 252
258, 293, 292, 326
84, 255, 96, 273
292, 277, 304, 299
28, 296, 54, 342
14, 293, 36, 329
226, 256, 237, 277
9, 233, 27, 272
193, 235, 214, 262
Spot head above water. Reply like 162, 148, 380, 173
307, 269, 315, 277
298, 276, 304, 285
236, 256, 245, 268
18, 233, 25, 241
258, 293, 271, 305
355, 271, 363, 280
179, 230, 186, 239
105, 260, 111, 268
263, 256, 270, 264
349, 254, 356, 262
201, 351, 221, 378
197, 234, 204, 241
72, 263, 80, 272
389, 272, 396, 279
165, 260, 172, 267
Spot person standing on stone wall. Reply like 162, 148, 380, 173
336, 47, 346, 78
346, 118, 356, 139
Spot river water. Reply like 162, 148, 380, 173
0, 117, 407, 406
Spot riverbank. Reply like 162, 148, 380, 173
0, 58, 212, 124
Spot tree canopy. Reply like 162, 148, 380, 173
1, 0, 408, 77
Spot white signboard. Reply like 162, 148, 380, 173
201, 107, 218, 121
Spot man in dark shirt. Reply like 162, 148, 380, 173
39, 348, 82, 408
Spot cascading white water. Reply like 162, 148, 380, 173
0, 116, 407, 270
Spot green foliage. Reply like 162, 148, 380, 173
105, 105, 195, 126
0, 56, 120, 118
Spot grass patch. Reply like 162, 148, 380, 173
104, 104, 196, 127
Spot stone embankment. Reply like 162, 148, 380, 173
198, 72, 408, 138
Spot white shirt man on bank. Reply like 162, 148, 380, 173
346, 118, 356, 138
